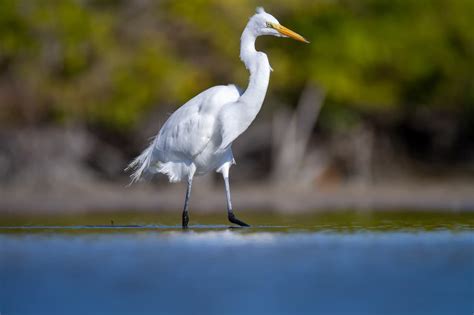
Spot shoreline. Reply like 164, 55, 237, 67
1, 181, 473, 215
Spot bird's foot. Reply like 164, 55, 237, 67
182, 211, 189, 229
228, 213, 250, 227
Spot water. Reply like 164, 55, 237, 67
1, 212, 473, 315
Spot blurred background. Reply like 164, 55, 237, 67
1, 0, 473, 214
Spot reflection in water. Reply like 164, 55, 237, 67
1, 230, 473, 315
1, 211, 474, 232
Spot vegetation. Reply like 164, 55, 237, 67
1, 0, 472, 127
1, 0, 473, 184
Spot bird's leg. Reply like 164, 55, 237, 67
224, 175, 250, 227
182, 178, 193, 229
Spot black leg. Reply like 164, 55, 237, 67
182, 178, 193, 229
224, 175, 250, 227
182, 210, 189, 229
228, 212, 250, 227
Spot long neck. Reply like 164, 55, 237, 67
217, 26, 272, 149
238, 27, 271, 117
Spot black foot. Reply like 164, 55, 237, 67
228, 213, 250, 227
182, 211, 189, 229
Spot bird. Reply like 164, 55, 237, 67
126, 7, 308, 228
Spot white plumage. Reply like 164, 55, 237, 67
126, 7, 308, 228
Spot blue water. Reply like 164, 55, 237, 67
1, 230, 473, 315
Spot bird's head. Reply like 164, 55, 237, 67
248, 7, 309, 43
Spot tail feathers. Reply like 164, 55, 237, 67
125, 141, 155, 185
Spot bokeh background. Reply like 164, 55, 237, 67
1, 0, 473, 214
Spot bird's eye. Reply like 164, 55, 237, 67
266, 22, 273, 28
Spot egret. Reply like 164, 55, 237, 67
126, 7, 308, 228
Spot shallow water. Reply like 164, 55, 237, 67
1, 212, 473, 315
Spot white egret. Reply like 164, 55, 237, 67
126, 7, 308, 228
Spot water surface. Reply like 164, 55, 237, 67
1, 211, 473, 315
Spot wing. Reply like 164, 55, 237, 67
154, 84, 241, 162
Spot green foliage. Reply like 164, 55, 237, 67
0, 0, 473, 130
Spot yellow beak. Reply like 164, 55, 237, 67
270, 22, 309, 43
